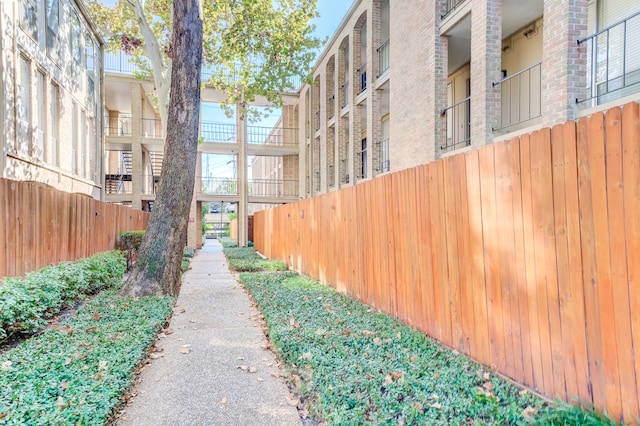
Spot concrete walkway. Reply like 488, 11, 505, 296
116, 239, 301, 426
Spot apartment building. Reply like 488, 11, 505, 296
103, 58, 302, 247
255, 0, 640, 199
1, 0, 104, 198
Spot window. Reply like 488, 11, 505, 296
46, 0, 61, 62
50, 83, 59, 165
35, 70, 45, 160
80, 109, 86, 178
86, 35, 96, 98
20, 0, 38, 40
360, 138, 367, 179
71, 13, 83, 79
72, 102, 78, 174
17, 56, 31, 156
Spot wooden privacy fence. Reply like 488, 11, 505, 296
255, 102, 640, 424
0, 178, 150, 279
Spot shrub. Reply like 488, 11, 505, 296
0, 251, 126, 340
223, 247, 287, 272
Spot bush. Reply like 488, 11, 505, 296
218, 237, 238, 248
0, 289, 173, 424
0, 251, 126, 340
119, 230, 146, 270
223, 247, 287, 272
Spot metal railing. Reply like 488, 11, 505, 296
142, 118, 163, 138
327, 94, 335, 119
104, 114, 132, 136
441, 0, 467, 19
492, 62, 542, 131
248, 179, 299, 198
201, 122, 236, 143
378, 138, 390, 173
440, 96, 471, 151
577, 10, 640, 106
377, 38, 390, 76
200, 177, 238, 196
105, 50, 303, 91
247, 126, 298, 147
357, 62, 367, 93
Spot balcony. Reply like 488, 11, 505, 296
327, 94, 335, 119
104, 114, 132, 136
441, 0, 467, 19
200, 176, 238, 196
142, 118, 163, 138
441, 96, 471, 151
201, 122, 237, 143
377, 138, 390, 173
493, 62, 542, 131
577, 10, 640, 107
377, 38, 390, 77
341, 81, 349, 108
248, 126, 298, 148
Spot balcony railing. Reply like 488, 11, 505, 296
577, 10, 640, 106
327, 94, 335, 119
492, 62, 542, 131
377, 38, 390, 76
201, 122, 237, 143
441, 0, 466, 19
357, 62, 367, 93
200, 177, 238, 196
104, 114, 132, 136
248, 179, 299, 198
105, 51, 302, 91
247, 126, 298, 147
142, 118, 163, 138
377, 138, 390, 173
441, 96, 471, 151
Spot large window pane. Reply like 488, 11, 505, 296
21, 0, 38, 40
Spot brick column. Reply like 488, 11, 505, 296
542, 0, 588, 125
470, 0, 502, 147
130, 83, 143, 209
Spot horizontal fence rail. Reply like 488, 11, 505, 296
254, 102, 640, 425
0, 178, 149, 279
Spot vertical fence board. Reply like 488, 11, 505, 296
551, 123, 576, 402
0, 180, 6, 278
605, 106, 637, 423
454, 154, 472, 356
577, 114, 606, 409
622, 103, 640, 426
494, 140, 519, 379
464, 150, 490, 366
479, 144, 506, 372
415, 165, 436, 336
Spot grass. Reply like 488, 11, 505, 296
228, 248, 619, 425
0, 287, 173, 424
225, 247, 287, 272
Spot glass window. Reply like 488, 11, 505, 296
50, 84, 59, 166
17, 56, 31, 156
86, 35, 95, 96
72, 102, 78, 174
72, 13, 83, 79
21, 0, 38, 41
35, 70, 45, 160
46, 0, 61, 62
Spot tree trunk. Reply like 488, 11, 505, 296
121, 0, 203, 297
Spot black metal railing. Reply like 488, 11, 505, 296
201, 122, 236, 143
142, 118, 163, 138
378, 138, 390, 173
492, 62, 542, 130
441, 0, 467, 19
199, 177, 238, 196
440, 96, 471, 151
104, 114, 132, 136
577, 10, 640, 106
377, 38, 390, 76
247, 126, 298, 147
248, 179, 299, 198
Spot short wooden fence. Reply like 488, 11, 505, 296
254, 102, 640, 424
0, 179, 149, 279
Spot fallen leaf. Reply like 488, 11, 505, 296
164, 328, 174, 335
299, 352, 313, 361
519, 389, 529, 396
79, 343, 91, 348
483, 372, 491, 381
287, 398, 300, 407
62, 326, 74, 334
383, 374, 393, 385
430, 393, 439, 400
238, 365, 249, 371
55, 396, 66, 409
483, 381, 494, 391
0, 361, 12, 371
59, 381, 69, 390
409, 355, 417, 362
96, 372, 103, 380
362, 330, 373, 337
64, 358, 72, 366
0, 413, 7, 419
98, 360, 108, 370
249, 367, 258, 373
149, 352, 165, 360
397, 332, 402, 339
414, 402, 424, 411
429, 402, 442, 409
257, 377, 264, 382
522, 405, 538, 420
237, 356, 245, 360
373, 337, 382, 346
181, 347, 190, 354
92, 313, 101, 321
221, 397, 228, 404
324, 303, 333, 313
86, 326, 97, 333
342, 329, 352, 336
316, 329, 326, 335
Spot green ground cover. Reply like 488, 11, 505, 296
230, 248, 618, 425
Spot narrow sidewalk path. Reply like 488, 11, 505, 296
116, 239, 300, 426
